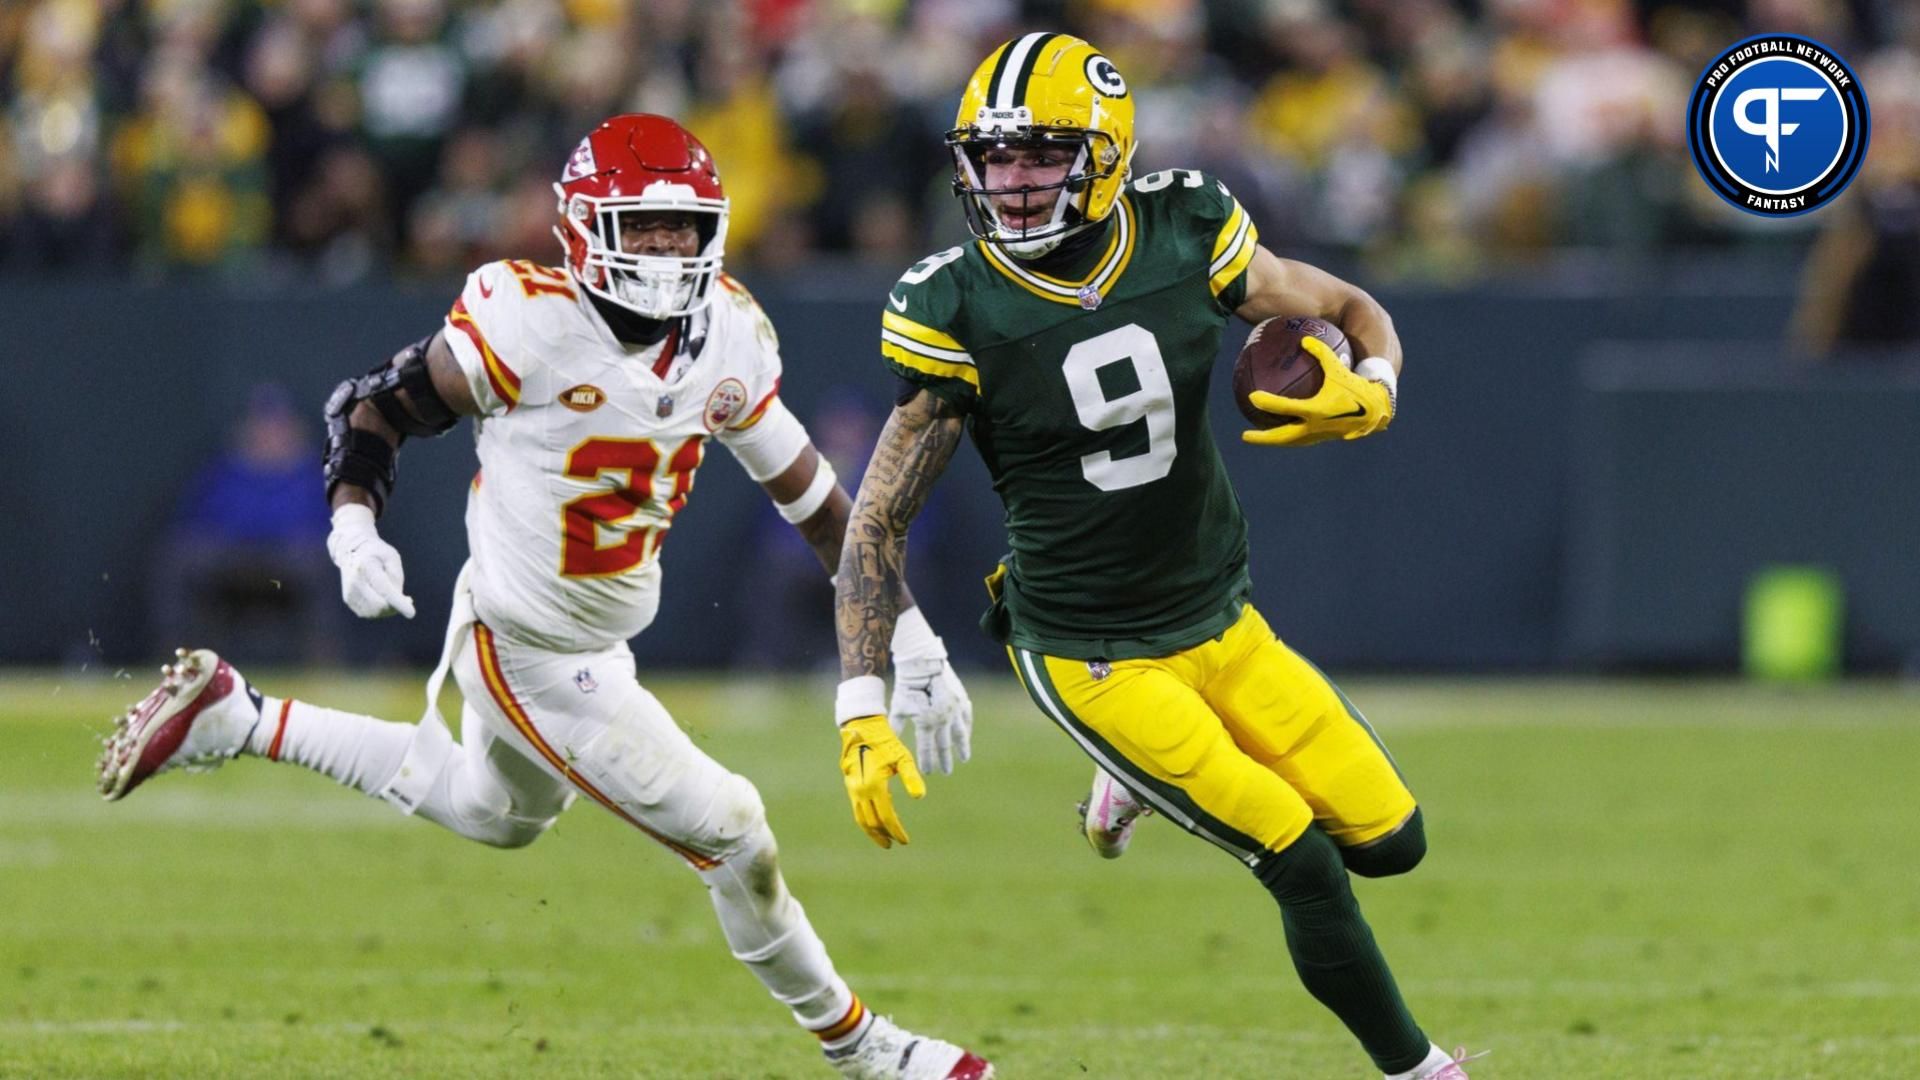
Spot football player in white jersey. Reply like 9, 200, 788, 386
96, 114, 990, 1080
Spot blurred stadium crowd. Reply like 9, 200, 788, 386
3, 0, 1917, 285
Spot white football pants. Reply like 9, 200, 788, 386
272, 568, 855, 1032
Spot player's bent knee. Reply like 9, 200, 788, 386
442, 781, 561, 849
472, 810, 560, 850
701, 772, 769, 862
1252, 826, 1353, 909
1340, 807, 1426, 878
655, 770, 768, 867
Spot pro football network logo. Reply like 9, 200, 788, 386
1687, 34, 1869, 217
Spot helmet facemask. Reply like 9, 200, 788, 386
947, 113, 1124, 259
553, 183, 728, 320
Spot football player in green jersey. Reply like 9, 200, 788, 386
830, 33, 1476, 1080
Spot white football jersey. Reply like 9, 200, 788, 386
441, 259, 802, 652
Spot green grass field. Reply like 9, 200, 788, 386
3, 672, 1917, 1078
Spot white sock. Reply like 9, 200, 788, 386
696, 825, 862, 1044
815, 995, 874, 1054
251, 696, 411, 797
1387, 1043, 1453, 1080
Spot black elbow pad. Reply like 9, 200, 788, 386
320, 335, 458, 513
367, 336, 459, 438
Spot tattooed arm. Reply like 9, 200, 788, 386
835, 389, 967, 680
832, 388, 967, 848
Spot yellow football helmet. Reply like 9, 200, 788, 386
947, 33, 1136, 257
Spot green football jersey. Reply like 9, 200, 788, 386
882, 169, 1262, 660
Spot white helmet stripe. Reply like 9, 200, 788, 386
994, 33, 1051, 111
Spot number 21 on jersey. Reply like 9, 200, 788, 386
560, 436, 705, 576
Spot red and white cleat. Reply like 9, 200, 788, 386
1077, 767, 1152, 859
825, 1014, 992, 1080
96, 648, 259, 801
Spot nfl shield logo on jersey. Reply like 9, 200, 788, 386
573, 668, 598, 694
656, 393, 674, 418
1077, 284, 1103, 310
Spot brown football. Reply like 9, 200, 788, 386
1232, 316, 1353, 428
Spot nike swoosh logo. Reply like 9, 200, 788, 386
478, 275, 494, 299
1332, 406, 1367, 420
857, 744, 871, 777
887, 292, 907, 312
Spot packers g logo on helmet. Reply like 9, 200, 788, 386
1084, 55, 1127, 98
946, 33, 1137, 258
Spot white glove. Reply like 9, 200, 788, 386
889, 606, 972, 775
326, 503, 415, 619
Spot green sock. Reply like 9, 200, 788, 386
1253, 826, 1428, 1074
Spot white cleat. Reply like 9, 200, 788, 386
826, 1014, 993, 1080
1076, 767, 1152, 859
96, 648, 260, 801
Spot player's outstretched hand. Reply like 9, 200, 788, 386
889, 607, 973, 775
1244, 336, 1395, 448
839, 715, 926, 848
891, 659, 973, 775
326, 504, 416, 619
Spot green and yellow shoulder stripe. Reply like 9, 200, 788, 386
1207, 187, 1259, 301
1124, 169, 1260, 310
880, 246, 980, 405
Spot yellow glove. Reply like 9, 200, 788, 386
839, 715, 926, 848
1243, 336, 1395, 448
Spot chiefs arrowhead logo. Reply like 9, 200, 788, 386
559, 384, 606, 412
704, 378, 749, 431
562, 137, 598, 182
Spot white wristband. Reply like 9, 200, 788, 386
1354, 356, 1398, 412
835, 675, 887, 725
890, 605, 945, 662
776, 457, 838, 523
331, 502, 377, 530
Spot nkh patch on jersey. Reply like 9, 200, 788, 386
560, 385, 606, 412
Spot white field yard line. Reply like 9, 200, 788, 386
0, 1019, 1389, 1047
0, 788, 410, 828
6, 674, 1916, 725
7, 1020, 1918, 1054
15, 964, 1920, 1001
844, 971, 1920, 1000
0, 837, 60, 866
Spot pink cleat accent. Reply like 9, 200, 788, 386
1076, 768, 1152, 858
1419, 1046, 1488, 1079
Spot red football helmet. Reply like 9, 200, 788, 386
553, 114, 729, 319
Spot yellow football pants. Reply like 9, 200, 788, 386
1009, 604, 1415, 864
